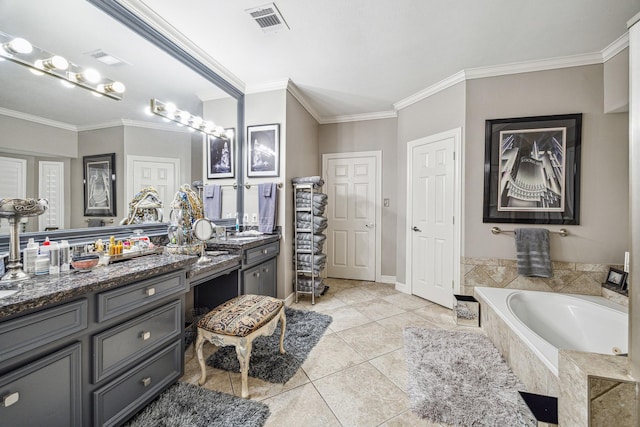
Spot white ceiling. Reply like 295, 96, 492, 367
135, 0, 640, 122
1, 0, 639, 129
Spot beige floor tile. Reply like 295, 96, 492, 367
376, 311, 440, 335
314, 362, 409, 427
412, 303, 457, 329
320, 305, 372, 332
383, 292, 434, 310
337, 322, 404, 360
364, 282, 400, 298
370, 348, 408, 392
263, 383, 341, 427
331, 286, 378, 305
229, 365, 311, 400
380, 410, 449, 427
302, 333, 366, 381
305, 295, 347, 312
351, 298, 407, 321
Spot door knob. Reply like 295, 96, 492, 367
365, 224, 375, 228
412, 226, 422, 232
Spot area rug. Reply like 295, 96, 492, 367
206, 307, 332, 383
124, 381, 270, 427
403, 327, 536, 426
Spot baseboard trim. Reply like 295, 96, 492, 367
284, 292, 296, 306
395, 281, 410, 294
377, 275, 396, 284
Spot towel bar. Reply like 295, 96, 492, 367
491, 226, 568, 237
244, 182, 283, 189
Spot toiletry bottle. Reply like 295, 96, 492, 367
235, 212, 240, 232
35, 254, 49, 275
39, 237, 51, 262
49, 241, 60, 275
23, 238, 38, 274
59, 240, 70, 272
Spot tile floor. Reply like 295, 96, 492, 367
181, 278, 481, 427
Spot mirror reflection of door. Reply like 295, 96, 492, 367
0, 157, 27, 234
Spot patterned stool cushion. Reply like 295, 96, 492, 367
197, 294, 284, 338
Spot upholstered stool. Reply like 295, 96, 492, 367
195, 294, 286, 398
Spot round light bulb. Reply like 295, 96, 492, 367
7, 37, 32, 54
110, 81, 125, 93
39, 55, 68, 70
178, 111, 190, 124
29, 63, 44, 76
82, 68, 101, 84
60, 80, 75, 88
191, 116, 203, 127
92, 91, 103, 98
225, 129, 235, 139
144, 106, 153, 116
215, 126, 225, 134
164, 102, 177, 114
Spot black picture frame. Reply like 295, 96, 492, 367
247, 123, 280, 177
83, 153, 116, 217
605, 267, 627, 288
206, 129, 235, 179
483, 113, 582, 224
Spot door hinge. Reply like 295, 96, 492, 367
452, 216, 455, 224
453, 151, 455, 160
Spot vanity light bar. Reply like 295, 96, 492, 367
150, 98, 233, 139
0, 31, 125, 101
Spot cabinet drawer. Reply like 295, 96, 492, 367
93, 300, 182, 383
97, 271, 186, 322
0, 343, 82, 427
0, 299, 87, 362
93, 340, 182, 427
244, 241, 279, 267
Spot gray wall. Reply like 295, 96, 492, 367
464, 65, 629, 265
395, 82, 467, 283
284, 91, 320, 298
604, 48, 630, 113
0, 114, 77, 158
318, 118, 398, 277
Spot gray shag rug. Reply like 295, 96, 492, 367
125, 382, 270, 427
206, 307, 332, 383
403, 327, 536, 427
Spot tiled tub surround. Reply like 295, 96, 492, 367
475, 287, 628, 398
462, 257, 621, 299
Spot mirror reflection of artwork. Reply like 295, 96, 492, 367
207, 131, 234, 179
498, 128, 565, 212
83, 153, 116, 217
247, 124, 280, 177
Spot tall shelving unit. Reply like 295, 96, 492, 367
292, 182, 328, 304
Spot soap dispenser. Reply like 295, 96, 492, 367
23, 238, 38, 274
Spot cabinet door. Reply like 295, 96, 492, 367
0, 343, 82, 427
260, 258, 277, 297
242, 264, 262, 295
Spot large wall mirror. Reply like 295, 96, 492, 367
0, 0, 244, 238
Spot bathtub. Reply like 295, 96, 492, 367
475, 287, 628, 377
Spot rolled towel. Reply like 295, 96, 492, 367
292, 176, 325, 188
296, 191, 328, 204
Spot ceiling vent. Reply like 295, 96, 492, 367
85, 49, 128, 66
245, 3, 290, 33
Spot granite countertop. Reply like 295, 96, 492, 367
0, 253, 197, 319
187, 254, 242, 279
206, 233, 280, 252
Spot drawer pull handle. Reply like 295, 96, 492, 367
141, 331, 151, 340
141, 377, 152, 387
2, 392, 19, 407
146, 288, 156, 296
254, 272, 260, 278
262, 249, 268, 254
263, 268, 269, 273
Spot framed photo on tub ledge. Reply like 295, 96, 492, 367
83, 153, 116, 217
482, 113, 582, 225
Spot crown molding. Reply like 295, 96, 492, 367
0, 107, 76, 131
285, 80, 323, 123
116, 0, 246, 93
76, 118, 192, 133
602, 33, 629, 62
394, 70, 466, 111
324, 110, 398, 124
245, 79, 291, 94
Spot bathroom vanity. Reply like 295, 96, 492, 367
0, 253, 197, 426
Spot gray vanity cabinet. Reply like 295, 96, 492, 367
0, 268, 189, 427
0, 343, 82, 427
240, 241, 279, 297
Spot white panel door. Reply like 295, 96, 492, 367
39, 161, 64, 231
325, 155, 377, 281
0, 157, 27, 234
127, 156, 180, 211
409, 134, 456, 308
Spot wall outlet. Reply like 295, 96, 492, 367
251, 213, 258, 225
384, 198, 390, 207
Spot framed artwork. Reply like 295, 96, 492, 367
247, 123, 279, 177
605, 267, 627, 288
83, 153, 116, 217
483, 113, 582, 224
207, 129, 235, 179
